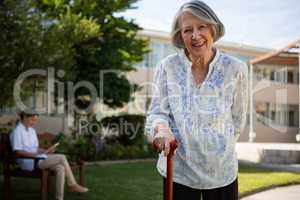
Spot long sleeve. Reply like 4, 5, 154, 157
231, 63, 249, 140
145, 61, 170, 137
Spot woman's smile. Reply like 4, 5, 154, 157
191, 39, 206, 49
180, 12, 214, 58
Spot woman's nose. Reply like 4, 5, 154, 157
191, 30, 201, 40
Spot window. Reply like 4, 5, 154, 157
287, 71, 294, 83
288, 105, 299, 127
147, 41, 163, 68
289, 111, 294, 126
270, 71, 275, 81
295, 110, 299, 126
271, 111, 276, 120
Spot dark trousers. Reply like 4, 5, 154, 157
163, 178, 238, 200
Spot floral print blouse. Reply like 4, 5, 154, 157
145, 48, 248, 189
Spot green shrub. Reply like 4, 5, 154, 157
55, 132, 97, 161
95, 143, 157, 160
100, 114, 146, 146
54, 114, 158, 161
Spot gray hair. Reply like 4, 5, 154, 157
171, 0, 225, 48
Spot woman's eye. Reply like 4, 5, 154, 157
183, 29, 191, 33
199, 25, 207, 29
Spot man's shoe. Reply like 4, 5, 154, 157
69, 184, 89, 193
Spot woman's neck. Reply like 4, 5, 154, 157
186, 47, 216, 71
20, 121, 30, 130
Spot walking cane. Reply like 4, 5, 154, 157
153, 138, 178, 200
166, 140, 178, 200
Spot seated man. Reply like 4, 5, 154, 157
10, 110, 88, 200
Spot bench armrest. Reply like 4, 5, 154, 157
12, 155, 46, 169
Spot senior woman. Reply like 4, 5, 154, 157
145, 1, 248, 200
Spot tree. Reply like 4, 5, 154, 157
1, 0, 149, 117
0, 0, 76, 108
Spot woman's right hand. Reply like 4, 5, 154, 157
153, 124, 176, 156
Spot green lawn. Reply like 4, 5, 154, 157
1, 161, 300, 200
238, 164, 300, 197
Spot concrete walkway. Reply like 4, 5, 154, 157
241, 184, 300, 200
236, 142, 300, 164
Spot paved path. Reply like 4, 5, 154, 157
241, 185, 300, 200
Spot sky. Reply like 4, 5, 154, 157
119, 0, 300, 49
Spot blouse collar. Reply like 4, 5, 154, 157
179, 47, 220, 74
179, 47, 221, 88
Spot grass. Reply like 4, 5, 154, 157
238, 164, 300, 197
1, 161, 300, 199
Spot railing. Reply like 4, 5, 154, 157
253, 73, 299, 85
256, 113, 298, 129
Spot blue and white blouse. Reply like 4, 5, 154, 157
145, 48, 248, 189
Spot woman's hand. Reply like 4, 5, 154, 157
38, 147, 54, 154
45, 147, 55, 154
38, 148, 47, 154
153, 124, 176, 156
44, 142, 59, 154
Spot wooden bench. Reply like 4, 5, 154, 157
1, 132, 85, 200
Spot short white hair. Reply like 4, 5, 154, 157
171, 1, 225, 49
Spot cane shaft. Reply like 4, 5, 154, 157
166, 153, 174, 200
166, 140, 178, 200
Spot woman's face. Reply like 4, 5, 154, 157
180, 12, 214, 59
23, 115, 38, 128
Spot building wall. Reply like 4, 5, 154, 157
239, 123, 299, 143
